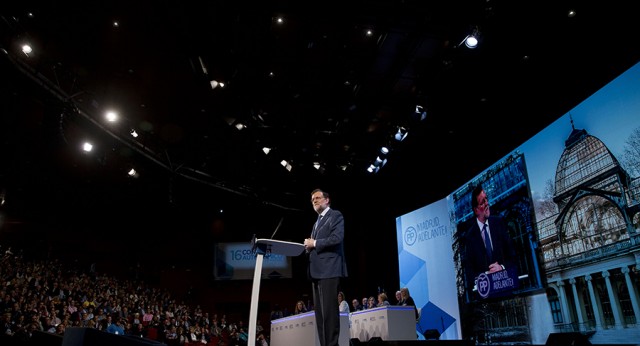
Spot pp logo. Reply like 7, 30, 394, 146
404, 226, 417, 246
477, 273, 491, 299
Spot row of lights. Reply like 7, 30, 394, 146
366, 105, 426, 174
12, 12, 477, 179
78, 109, 141, 178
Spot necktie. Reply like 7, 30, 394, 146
482, 224, 493, 261
312, 215, 322, 238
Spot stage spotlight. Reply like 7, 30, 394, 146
21, 44, 33, 55
394, 127, 408, 141
465, 35, 478, 48
280, 160, 292, 172
210, 80, 225, 89
82, 142, 93, 152
105, 110, 118, 122
461, 27, 481, 49
414, 105, 427, 121
127, 168, 139, 178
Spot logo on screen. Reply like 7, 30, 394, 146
404, 226, 417, 246
477, 273, 491, 298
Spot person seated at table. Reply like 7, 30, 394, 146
338, 291, 349, 313
400, 287, 419, 320
376, 292, 390, 307
293, 300, 308, 315
351, 298, 364, 311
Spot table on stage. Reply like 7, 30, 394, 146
270, 306, 417, 346
349, 306, 417, 342
270, 311, 350, 346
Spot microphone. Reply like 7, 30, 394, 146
270, 217, 285, 239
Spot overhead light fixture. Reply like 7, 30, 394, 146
280, 159, 292, 172
262, 147, 271, 155
105, 110, 118, 122
380, 146, 389, 155
82, 142, 93, 152
21, 44, 33, 56
210, 80, 225, 90
374, 156, 387, 168
414, 105, 427, 121
394, 127, 408, 141
461, 27, 481, 49
130, 129, 138, 138
313, 162, 321, 170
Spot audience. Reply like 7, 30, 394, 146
0, 244, 267, 346
0, 243, 411, 346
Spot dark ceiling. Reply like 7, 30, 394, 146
1, 1, 639, 272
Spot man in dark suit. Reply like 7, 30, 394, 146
463, 185, 517, 296
304, 188, 348, 346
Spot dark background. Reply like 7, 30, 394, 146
1, 0, 639, 319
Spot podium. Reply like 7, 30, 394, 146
248, 236, 305, 346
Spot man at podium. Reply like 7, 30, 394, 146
304, 189, 348, 346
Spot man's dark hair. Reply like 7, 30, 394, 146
471, 185, 484, 210
311, 188, 330, 200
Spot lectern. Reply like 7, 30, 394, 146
248, 236, 305, 346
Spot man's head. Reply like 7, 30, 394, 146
471, 185, 490, 223
311, 189, 330, 214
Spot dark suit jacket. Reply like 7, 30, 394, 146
307, 208, 348, 280
463, 215, 517, 291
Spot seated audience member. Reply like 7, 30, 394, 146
257, 331, 269, 346
270, 304, 284, 320
106, 317, 126, 335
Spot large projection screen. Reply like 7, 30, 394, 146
397, 60, 640, 343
